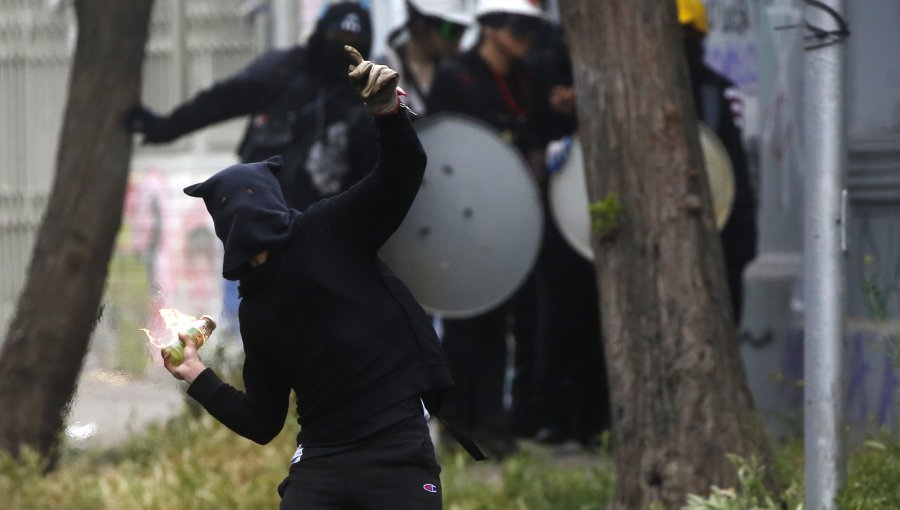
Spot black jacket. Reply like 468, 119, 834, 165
186, 112, 454, 446
145, 47, 378, 211
427, 49, 555, 156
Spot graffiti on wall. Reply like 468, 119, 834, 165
101, 167, 225, 372
762, 327, 899, 433
118, 167, 222, 315
704, 0, 759, 93
847, 331, 898, 428
758, 3, 805, 212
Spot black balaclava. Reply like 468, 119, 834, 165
682, 25, 706, 77
184, 157, 299, 280
307, 3, 373, 84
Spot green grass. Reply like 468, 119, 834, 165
836, 437, 900, 510
0, 413, 292, 510
0, 409, 614, 510
104, 252, 152, 376
441, 448, 614, 510
2, 408, 899, 510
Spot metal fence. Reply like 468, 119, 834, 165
0, 0, 259, 354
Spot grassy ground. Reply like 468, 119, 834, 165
0, 408, 614, 510
1, 405, 898, 509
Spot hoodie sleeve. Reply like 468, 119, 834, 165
306, 109, 426, 253
187, 355, 290, 445
144, 49, 296, 143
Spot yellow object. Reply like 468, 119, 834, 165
677, 0, 708, 34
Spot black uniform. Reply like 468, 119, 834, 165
690, 63, 758, 322
524, 25, 610, 444
427, 49, 552, 454
184, 112, 451, 510
429, 49, 551, 152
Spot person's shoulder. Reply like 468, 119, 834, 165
285, 211, 320, 254
239, 46, 307, 80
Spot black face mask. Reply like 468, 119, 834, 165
682, 26, 706, 75
307, 3, 372, 84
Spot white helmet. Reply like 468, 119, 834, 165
408, 0, 471, 26
475, 0, 543, 20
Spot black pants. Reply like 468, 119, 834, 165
440, 304, 509, 438
278, 420, 442, 509
533, 219, 610, 440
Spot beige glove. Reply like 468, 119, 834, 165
345, 45, 402, 116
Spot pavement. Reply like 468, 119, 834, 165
65, 368, 185, 448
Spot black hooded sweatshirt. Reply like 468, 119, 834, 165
183, 111, 454, 448
142, 4, 378, 211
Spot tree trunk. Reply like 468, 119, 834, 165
558, 1, 773, 508
0, 0, 155, 466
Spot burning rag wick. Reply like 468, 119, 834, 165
141, 308, 198, 349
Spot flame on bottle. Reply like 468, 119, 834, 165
140, 308, 197, 349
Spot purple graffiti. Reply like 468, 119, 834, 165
706, 42, 759, 91
877, 344, 898, 425
781, 328, 805, 408
846, 332, 871, 423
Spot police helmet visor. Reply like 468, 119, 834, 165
423, 16, 468, 41
481, 13, 542, 40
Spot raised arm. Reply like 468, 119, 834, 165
130, 48, 299, 144
305, 47, 427, 253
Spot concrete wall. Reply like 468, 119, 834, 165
742, 0, 900, 437
0, 0, 258, 366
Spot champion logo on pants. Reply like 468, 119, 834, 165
422, 483, 438, 493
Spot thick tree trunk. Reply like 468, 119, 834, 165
558, 1, 773, 508
0, 0, 154, 465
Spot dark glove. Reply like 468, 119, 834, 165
125, 104, 170, 143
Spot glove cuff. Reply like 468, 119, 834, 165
371, 88, 406, 117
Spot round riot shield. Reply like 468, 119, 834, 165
548, 124, 735, 261
379, 113, 544, 318
698, 122, 735, 229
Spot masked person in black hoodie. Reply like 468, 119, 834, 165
162, 46, 455, 510
129, 3, 378, 211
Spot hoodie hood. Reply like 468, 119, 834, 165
184, 156, 299, 280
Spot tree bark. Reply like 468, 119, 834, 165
0, 0, 155, 466
558, 1, 773, 508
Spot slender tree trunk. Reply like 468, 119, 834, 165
558, 1, 773, 508
0, 0, 155, 466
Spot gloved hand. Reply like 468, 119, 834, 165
345, 45, 401, 116
125, 104, 168, 143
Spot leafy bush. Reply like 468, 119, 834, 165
682, 453, 803, 510
837, 438, 900, 510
